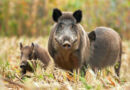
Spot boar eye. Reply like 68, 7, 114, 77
71, 24, 75, 29
59, 23, 64, 28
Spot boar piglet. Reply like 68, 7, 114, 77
48, 8, 90, 71
20, 43, 50, 75
88, 27, 122, 76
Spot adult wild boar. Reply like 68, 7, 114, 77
20, 43, 50, 74
48, 8, 90, 71
88, 27, 122, 76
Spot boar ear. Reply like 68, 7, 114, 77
73, 10, 82, 23
31, 43, 35, 55
31, 43, 35, 50
20, 42, 23, 50
52, 8, 62, 22
88, 31, 96, 41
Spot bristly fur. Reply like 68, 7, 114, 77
20, 43, 51, 74
88, 27, 122, 76
48, 9, 90, 71
33, 44, 50, 67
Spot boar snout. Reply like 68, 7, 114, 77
55, 35, 77, 49
62, 41, 71, 49
20, 64, 26, 68
20, 61, 28, 68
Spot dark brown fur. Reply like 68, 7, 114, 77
48, 9, 122, 77
20, 43, 50, 74
48, 9, 90, 71
88, 27, 122, 76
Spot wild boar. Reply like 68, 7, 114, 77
48, 8, 90, 71
20, 43, 50, 74
88, 27, 122, 76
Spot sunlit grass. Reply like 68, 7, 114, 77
0, 37, 130, 89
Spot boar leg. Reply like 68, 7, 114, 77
80, 64, 88, 77
114, 58, 121, 77
114, 42, 122, 77
114, 54, 122, 77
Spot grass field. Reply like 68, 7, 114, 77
0, 37, 130, 90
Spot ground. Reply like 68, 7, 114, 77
0, 37, 130, 90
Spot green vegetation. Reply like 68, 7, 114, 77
0, 0, 129, 89
0, 37, 129, 89
0, 0, 129, 39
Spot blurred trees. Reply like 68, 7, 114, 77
0, 0, 129, 39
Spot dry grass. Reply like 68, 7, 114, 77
0, 37, 130, 90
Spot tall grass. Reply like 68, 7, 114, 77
0, 37, 130, 89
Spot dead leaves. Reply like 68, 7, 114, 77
0, 37, 130, 89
